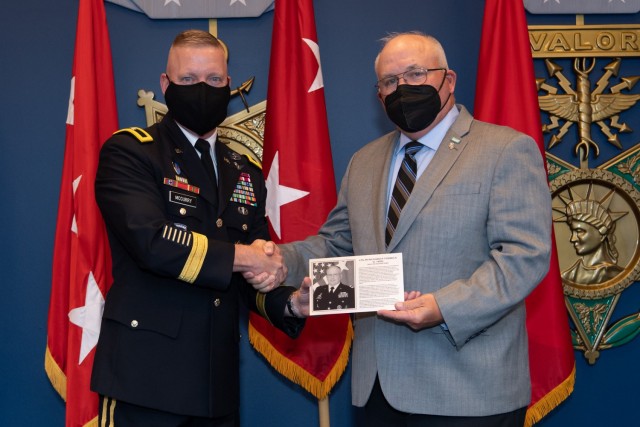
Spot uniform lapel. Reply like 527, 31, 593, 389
162, 116, 219, 207
215, 142, 243, 216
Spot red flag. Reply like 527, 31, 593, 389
45, 0, 118, 425
248, 0, 353, 399
474, 0, 575, 425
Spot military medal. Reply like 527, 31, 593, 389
230, 172, 257, 206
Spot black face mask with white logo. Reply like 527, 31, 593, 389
164, 81, 230, 136
383, 74, 449, 133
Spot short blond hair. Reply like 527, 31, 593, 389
171, 29, 224, 50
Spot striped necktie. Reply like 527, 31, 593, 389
385, 141, 423, 246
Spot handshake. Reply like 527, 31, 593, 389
234, 239, 310, 317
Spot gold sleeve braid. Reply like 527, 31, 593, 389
177, 231, 208, 283
255, 293, 272, 325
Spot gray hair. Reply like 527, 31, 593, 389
374, 31, 448, 70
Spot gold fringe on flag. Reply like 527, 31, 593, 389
44, 346, 67, 401
248, 321, 354, 400
525, 364, 576, 427
45, 346, 100, 427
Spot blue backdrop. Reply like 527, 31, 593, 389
1, 1, 638, 426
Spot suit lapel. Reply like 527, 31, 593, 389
387, 106, 474, 251
372, 134, 397, 253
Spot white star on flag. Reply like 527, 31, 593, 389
71, 175, 82, 235
68, 271, 105, 364
336, 259, 351, 271
230, 0, 247, 5
265, 151, 309, 239
164, 0, 181, 6
302, 38, 324, 93
66, 76, 75, 125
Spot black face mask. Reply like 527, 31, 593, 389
164, 81, 231, 136
383, 74, 449, 133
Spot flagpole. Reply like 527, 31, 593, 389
208, 19, 218, 37
318, 396, 330, 427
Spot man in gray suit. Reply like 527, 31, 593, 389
249, 31, 551, 426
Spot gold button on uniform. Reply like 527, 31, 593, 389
241, 224, 248, 231
214, 298, 221, 307
131, 320, 139, 328
179, 207, 187, 216
216, 218, 223, 228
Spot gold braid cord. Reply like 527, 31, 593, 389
177, 232, 208, 283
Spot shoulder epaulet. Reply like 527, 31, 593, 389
243, 154, 262, 170
113, 127, 154, 144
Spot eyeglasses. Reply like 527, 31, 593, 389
375, 67, 446, 95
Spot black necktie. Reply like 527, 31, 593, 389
385, 141, 423, 246
194, 138, 218, 189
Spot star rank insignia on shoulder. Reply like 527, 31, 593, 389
113, 127, 154, 144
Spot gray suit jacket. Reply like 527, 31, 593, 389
281, 105, 551, 416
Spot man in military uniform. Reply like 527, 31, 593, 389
90, 30, 309, 427
313, 265, 355, 310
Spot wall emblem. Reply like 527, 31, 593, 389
531, 17, 640, 364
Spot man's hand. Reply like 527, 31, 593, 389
241, 241, 283, 287
234, 239, 287, 293
293, 277, 311, 317
286, 277, 311, 318
377, 293, 443, 331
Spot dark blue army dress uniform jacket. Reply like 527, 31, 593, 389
90, 112, 304, 418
